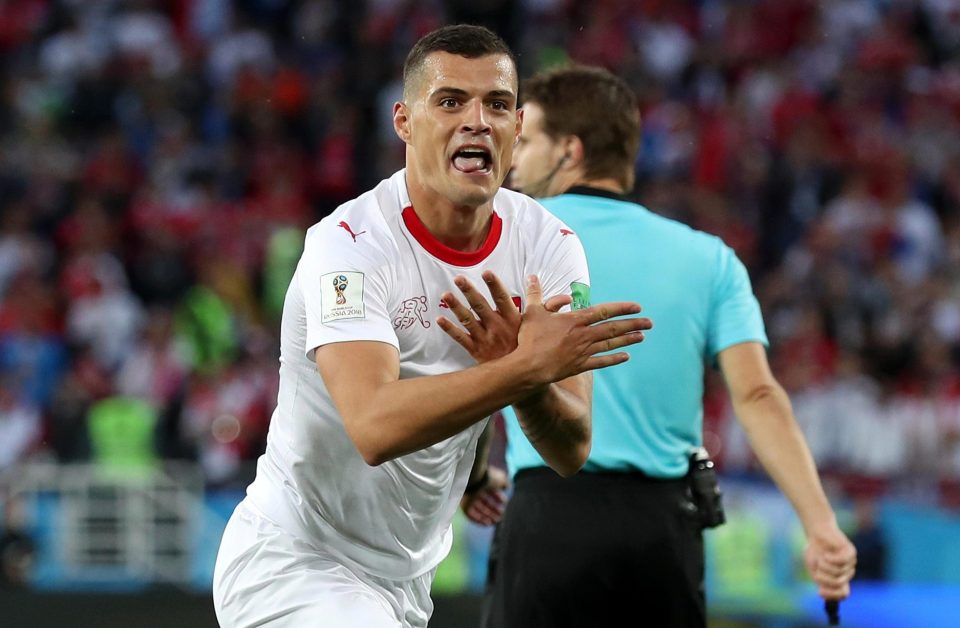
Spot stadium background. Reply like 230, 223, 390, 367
1, 0, 960, 626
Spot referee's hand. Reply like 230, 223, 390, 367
460, 466, 509, 526
803, 523, 857, 601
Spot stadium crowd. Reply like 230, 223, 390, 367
1, 0, 960, 513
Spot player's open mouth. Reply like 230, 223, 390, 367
451, 146, 493, 175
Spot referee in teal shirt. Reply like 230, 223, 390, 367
454, 66, 856, 627
506, 188, 766, 480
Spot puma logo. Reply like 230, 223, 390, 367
338, 221, 367, 242
560, 228, 575, 237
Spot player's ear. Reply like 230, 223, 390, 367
394, 102, 412, 144
514, 107, 524, 145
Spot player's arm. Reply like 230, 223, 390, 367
317, 275, 648, 469
719, 341, 856, 599
317, 340, 535, 466
508, 372, 592, 476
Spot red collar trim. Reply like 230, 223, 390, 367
401, 206, 502, 267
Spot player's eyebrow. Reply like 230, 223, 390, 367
430, 87, 516, 103
486, 89, 517, 103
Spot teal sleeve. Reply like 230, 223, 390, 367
706, 242, 768, 359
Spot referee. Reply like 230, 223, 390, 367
456, 66, 857, 628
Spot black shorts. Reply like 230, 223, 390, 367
481, 467, 706, 628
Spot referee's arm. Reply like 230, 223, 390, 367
719, 341, 856, 600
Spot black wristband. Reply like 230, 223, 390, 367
464, 469, 489, 494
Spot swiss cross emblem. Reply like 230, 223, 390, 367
394, 296, 430, 329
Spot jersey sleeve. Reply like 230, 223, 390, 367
528, 214, 591, 312
706, 241, 768, 358
299, 222, 399, 359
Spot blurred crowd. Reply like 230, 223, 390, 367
1, 0, 960, 504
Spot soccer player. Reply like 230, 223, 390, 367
451, 65, 857, 627
211, 27, 652, 628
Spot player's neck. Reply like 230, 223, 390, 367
405, 180, 494, 252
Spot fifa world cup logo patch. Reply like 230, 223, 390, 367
333, 274, 348, 305
321, 271, 365, 323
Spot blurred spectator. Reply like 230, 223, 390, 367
0, 496, 35, 589
206, 7, 275, 89
45, 353, 101, 462
0, 200, 54, 299
38, 8, 107, 84
109, 0, 182, 80
850, 495, 888, 581
173, 255, 254, 375
0, 272, 66, 409
0, 380, 42, 472
116, 306, 190, 412
64, 252, 145, 369
180, 354, 272, 486
87, 395, 158, 482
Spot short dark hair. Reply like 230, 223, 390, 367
403, 24, 517, 99
522, 66, 640, 190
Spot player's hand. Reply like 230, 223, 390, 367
459, 466, 509, 526
516, 275, 652, 383
803, 523, 857, 601
438, 271, 569, 364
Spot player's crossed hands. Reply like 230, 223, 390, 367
438, 271, 652, 382
437, 270, 570, 363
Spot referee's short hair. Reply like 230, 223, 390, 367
522, 66, 640, 191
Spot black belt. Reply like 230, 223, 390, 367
513, 466, 686, 486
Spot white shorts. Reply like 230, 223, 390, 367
212, 499, 435, 628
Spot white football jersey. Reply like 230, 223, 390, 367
246, 169, 589, 579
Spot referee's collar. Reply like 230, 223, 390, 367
563, 185, 629, 202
